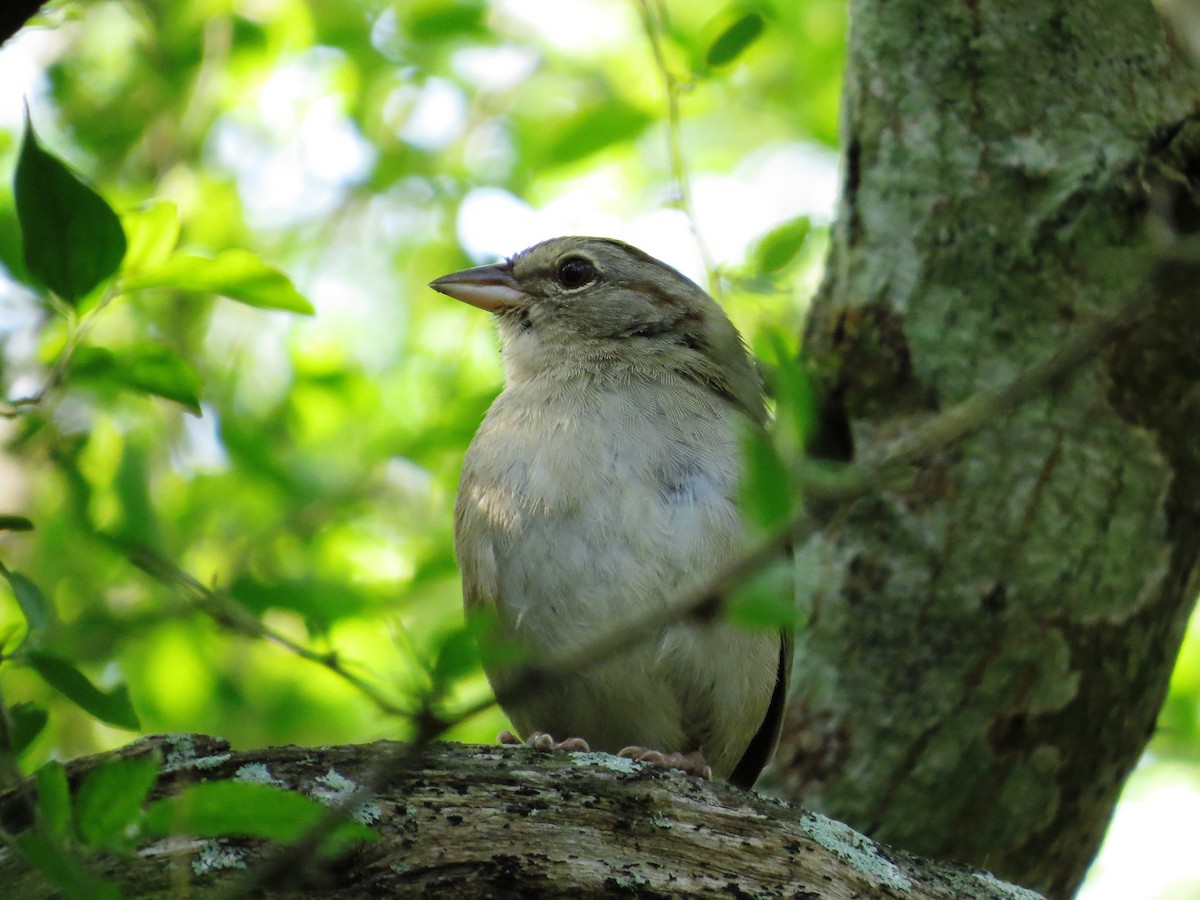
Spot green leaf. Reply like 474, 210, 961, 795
143, 781, 377, 849
741, 430, 791, 530
0, 193, 32, 284
229, 576, 382, 630
728, 559, 798, 629
70, 344, 203, 415
754, 216, 811, 274
14, 110, 126, 304
121, 200, 180, 274
7, 702, 50, 756
408, 1, 487, 39
0, 514, 34, 532
706, 12, 766, 68
24, 650, 140, 730
763, 329, 817, 457
74, 753, 161, 850
123, 249, 314, 314
1, 567, 54, 635
34, 760, 71, 839
431, 625, 482, 685
13, 830, 120, 900
469, 608, 529, 673
113, 442, 162, 552
544, 102, 654, 168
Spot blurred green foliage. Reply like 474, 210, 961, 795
0, 0, 845, 767
0, 5, 1196, 892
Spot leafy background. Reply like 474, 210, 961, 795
0, 1, 1195, 896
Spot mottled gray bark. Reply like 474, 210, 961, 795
782, 2, 1200, 897
0, 734, 1044, 899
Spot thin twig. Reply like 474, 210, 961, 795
118, 541, 416, 720
1, 286, 119, 418
637, 0, 722, 297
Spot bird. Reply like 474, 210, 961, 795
430, 236, 790, 789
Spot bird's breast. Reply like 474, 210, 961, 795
455, 379, 747, 647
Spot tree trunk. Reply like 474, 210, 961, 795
0, 734, 1046, 898
782, 2, 1200, 897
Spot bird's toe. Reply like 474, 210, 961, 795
501, 730, 590, 753
620, 746, 712, 780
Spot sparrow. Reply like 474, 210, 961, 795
430, 236, 790, 788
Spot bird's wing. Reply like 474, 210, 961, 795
727, 626, 792, 790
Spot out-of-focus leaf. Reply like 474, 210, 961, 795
24, 651, 140, 730
431, 624, 482, 685
741, 430, 791, 530
27, 6, 85, 28
706, 12, 766, 68
754, 215, 811, 274
0, 515, 35, 532
74, 752, 161, 850
218, 417, 301, 492
1, 566, 55, 635
69, 344, 202, 415
544, 102, 653, 168
34, 760, 71, 839
229, 576, 383, 629
1155, 692, 1199, 761
13, 830, 120, 900
1156, 613, 1200, 761
408, 1, 487, 39
113, 442, 162, 551
728, 560, 800, 629
143, 781, 377, 849
763, 329, 817, 458
122, 249, 314, 314
121, 200, 180, 274
470, 608, 529, 673
13, 110, 126, 304
8, 703, 50, 757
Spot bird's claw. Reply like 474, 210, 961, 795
618, 746, 712, 780
499, 730, 590, 753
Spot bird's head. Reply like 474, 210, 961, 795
430, 236, 763, 421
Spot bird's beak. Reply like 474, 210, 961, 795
429, 263, 529, 313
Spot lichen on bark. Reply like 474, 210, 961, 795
784, 2, 1200, 896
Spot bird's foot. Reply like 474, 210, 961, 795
618, 746, 712, 780
498, 730, 591, 753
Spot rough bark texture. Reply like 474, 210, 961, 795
779, 2, 1200, 898
0, 734, 1047, 899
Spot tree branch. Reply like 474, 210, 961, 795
0, 735, 1046, 898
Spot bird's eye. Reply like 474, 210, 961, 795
556, 256, 598, 289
